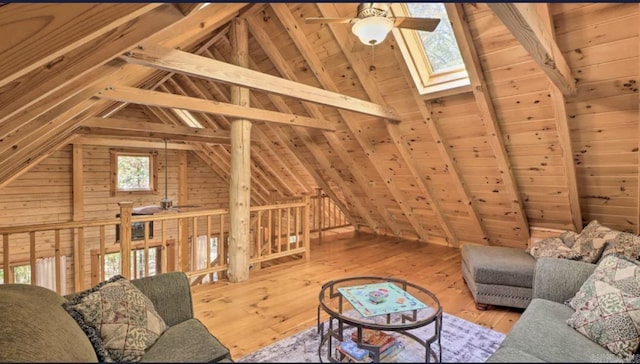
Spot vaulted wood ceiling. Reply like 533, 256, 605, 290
1, 3, 638, 248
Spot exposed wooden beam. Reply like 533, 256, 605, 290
241, 20, 391, 234
73, 136, 196, 150
121, 44, 401, 121
79, 117, 234, 144
96, 86, 336, 132
536, 3, 582, 232
317, 2, 461, 246
0, 3, 161, 88
0, 4, 183, 128
448, 3, 530, 242
271, 3, 431, 241
488, 3, 576, 96
174, 3, 201, 16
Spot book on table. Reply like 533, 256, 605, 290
336, 340, 370, 362
351, 329, 397, 355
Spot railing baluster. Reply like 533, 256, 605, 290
3, 233, 10, 284
55, 229, 61, 294
29, 232, 36, 285
99, 226, 105, 281
207, 215, 212, 281
192, 217, 198, 273
295, 206, 300, 249
161, 221, 168, 273
144, 222, 150, 278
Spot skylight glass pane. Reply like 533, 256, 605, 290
173, 108, 203, 129
406, 3, 464, 73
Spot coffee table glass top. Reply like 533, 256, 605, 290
337, 282, 428, 317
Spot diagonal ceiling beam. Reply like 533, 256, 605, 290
448, 3, 530, 242
0, 4, 184, 128
535, 3, 582, 232
0, 3, 162, 88
120, 44, 401, 121
270, 3, 432, 241
317, 2, 461, 246
96, 86, 336, 131
79, 117, 235, 144
488, 3, 576, 96
241, 19, 392, 234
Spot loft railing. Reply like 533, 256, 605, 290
0, 197, 311, 294
310, 189, 351, 237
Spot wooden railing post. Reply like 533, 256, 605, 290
2, 234, 10, 283
303, 195, 311, 261
118, 202, 133, 279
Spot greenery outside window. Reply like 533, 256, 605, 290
110, 149, 158, 196
391, 3, 469, 96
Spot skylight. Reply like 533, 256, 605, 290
391, 3, 469, 96
172, 108, 203, 129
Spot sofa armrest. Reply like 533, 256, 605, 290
131, 272, 194, 327
532, 258, 596, 304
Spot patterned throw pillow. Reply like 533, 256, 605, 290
570, 220, 616, 263
601, 231, 640, 261
64, 275, 167, 362
526, 236, 582, 260
566, 254, 640, 361
558, 230, 579, 248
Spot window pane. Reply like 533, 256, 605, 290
105, 252, 121, 280
117, 156, 150, 190
13, 265, 31, 284
406, 3, 464, 73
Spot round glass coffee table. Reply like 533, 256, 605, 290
317, 276, 442, 363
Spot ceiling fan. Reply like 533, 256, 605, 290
132, 140, 200, 215
305, 3, 441, 47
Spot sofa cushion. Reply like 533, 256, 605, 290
526, 236, 581, 260
491, 298, 620, 362
559, 230, 579, 248
571, 220, 614, 263
64, 275, 167, 362
566, 254, 640, 361
0, 284, 98, 362
141, 319, 231, 362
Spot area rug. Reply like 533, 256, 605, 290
238, 312, 505, 363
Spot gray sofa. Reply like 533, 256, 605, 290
487, 257, 621, 362
0, 272, 232, 363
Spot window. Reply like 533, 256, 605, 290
103, 248, 160, 280
110, 149, 158, 196
391, 3, 469, 96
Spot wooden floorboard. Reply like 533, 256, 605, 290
191, 231, 522, 360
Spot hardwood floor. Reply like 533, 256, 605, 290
191, 231, 523, 360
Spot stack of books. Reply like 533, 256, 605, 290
337, 330, 404, 362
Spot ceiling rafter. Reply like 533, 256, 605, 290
165, 76, 298, 197
96, 86, 336, 132
535, 3, 582, 232
173, 71, 306, 197
448, 3, 530, 243
0, 3, 163, 88
316, 2, 461, 246
488, 3, 576, 96
241, 16, 394, 234
0, 4, 183, 128
270, 3, 432, 241
120, 44, 401, 121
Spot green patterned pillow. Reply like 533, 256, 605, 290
64, 275, 167, 362
526, 236, 581, 260
570, 220, 616, 263
566, 254, 640, 361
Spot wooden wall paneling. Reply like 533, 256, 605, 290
314, 3, 461, 246
241, 17, 394, 233
0, 4, 183, 129
449, 3, 530, 245
0, 3, 162, 88
269, 3, 433, 242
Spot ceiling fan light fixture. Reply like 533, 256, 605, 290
351, 16, 393, 46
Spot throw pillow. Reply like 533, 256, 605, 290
559, 230, 579, 248
570, 220, 615, 263
64, 275, 167, 362
566, 254, 640, 361
601, 231, 640, 261
526, 236, 582, 260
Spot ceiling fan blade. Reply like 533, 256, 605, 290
305, 17, 354, 24
393, 17, 440, 32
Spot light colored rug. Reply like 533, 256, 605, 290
238, 312, 505, 363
